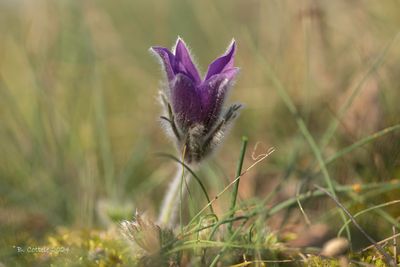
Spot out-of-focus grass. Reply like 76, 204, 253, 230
1, 0, 400, 266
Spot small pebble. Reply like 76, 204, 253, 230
321, 237, 349, 257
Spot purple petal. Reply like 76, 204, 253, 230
170, 74, 202, 130
199, 73, 235, 129
151, 46, 176, 82
199, 69, 239, 113
221, 67, 240, 81
204, 40, 236, 81
174, 38, 201, 85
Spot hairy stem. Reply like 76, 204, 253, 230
157, 164, 191, 227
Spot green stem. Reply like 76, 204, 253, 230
228, 136, 248, 233
156, 153, 214, 213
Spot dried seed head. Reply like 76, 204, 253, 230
197, 215, 218, 240
120, 211, 161, 254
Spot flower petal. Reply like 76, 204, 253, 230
221, 67, 240, 81
174, 38, 202, 85
199, 73, 237, 129
205, 40, 236, 80
170, 74, 202, 130
151, 46, 176, 82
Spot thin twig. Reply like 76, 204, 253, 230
337, 200, 400, 237
361, 232, 400, 252
393, 226, 398, 265
296, 181, 311, 226
186, 146, 275, 227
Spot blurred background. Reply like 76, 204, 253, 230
1, 0, 400, 264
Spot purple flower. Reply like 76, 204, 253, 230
152, 38, 242, 163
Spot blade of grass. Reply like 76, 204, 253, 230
229, 259, 296, 266
268, 180, 400, 217
337, 200, 400, 237
209, 220, 247, 267
185, 147, 274, 228
296, 180, 312, 226
325, 124, 400, 165
208, 181, 400, 240
164, 180, 400, 251
319, 32, 400, 148
228, 136, 248, 234
167, 235, 247, 254
343, 186, 400, 231
319, 180, 400, 231
189, 180, 399, 243
314, 184, 396, 267
258, 52, 352, 242
92, 67, 116, 199
393, 226, 398, 265
0, 76, 32, 144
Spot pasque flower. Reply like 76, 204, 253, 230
152, 38, 242, 163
